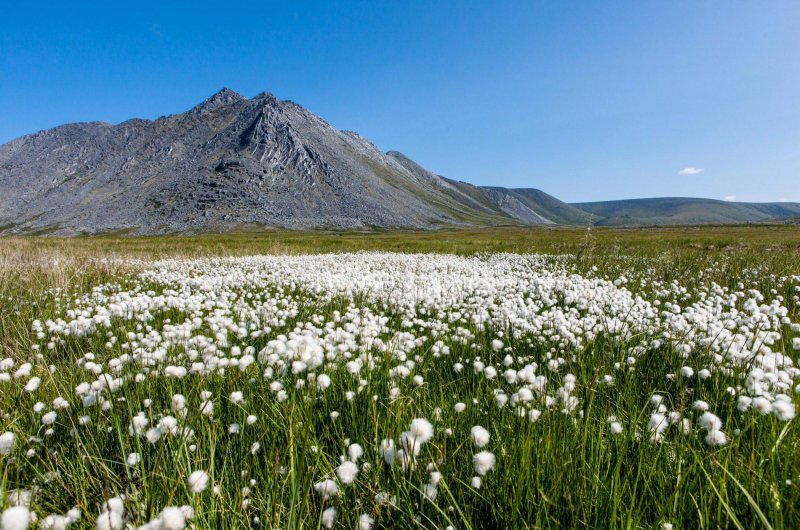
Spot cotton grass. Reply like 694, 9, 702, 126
1, 250, 798, 528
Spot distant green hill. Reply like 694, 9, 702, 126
571, 197, 800, 226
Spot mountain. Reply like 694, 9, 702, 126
480, 187, 599, 226
571, 197, 800, 226
383, 152, 596, 226
1, 88, 798, 234
0, 88, 584, 234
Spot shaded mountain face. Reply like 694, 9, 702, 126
0, 89, 560, 234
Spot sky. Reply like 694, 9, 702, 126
1, 1, 798, 203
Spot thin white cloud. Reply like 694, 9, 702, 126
723, 195, 737, 202
678, 167, 704, 176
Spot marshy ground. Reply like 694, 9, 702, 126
1, 225, 799, 529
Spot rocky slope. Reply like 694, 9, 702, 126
0, 89, 546, 234
2, 88, 797, 234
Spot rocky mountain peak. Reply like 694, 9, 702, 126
192, 88, 246, 115
0, 87, 594, 234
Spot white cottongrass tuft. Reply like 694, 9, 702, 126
0, 431, 14, 456
95, 512, 122, 530
473, 451, 496, 476
145, 427, 162, 444
1, 506, 31, 530
39, 512, 78, 530
697, 412, 727, 446
104, 497, 124, 516
648, 413, 669, 442
335, 461, 359, 484
753, 397, 773, 415
24, 377, 40, 393
321, 507, 337, 529
199, 400, 214, 417
704, 429, 728, 446
408, 418, 434, 444
314, 479, 338, 500
470, 425, 490, 448
379, 439, 395, 466
316, 374, 331, 391
187, 470, 210, 493
737, 396, 752, 412
375, 492, 396, 506
773, 396, 796, 421
699, 412, 722, 431
358, 513, 374, 530
347, 443, 364, 462
157, 507, 186, 530
422, 482, 438, 500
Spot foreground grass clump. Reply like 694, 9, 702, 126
1, 228, 799, 529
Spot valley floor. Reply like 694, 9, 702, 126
0, 226, 799, 529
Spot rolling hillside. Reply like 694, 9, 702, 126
572, 197, 800, 226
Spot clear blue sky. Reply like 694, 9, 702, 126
2, 1, 798, 202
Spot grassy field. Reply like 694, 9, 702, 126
1, 226, 799, 529
4, 225, 800, 258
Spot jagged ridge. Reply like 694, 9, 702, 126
2, 88, 798, 234
0, 89, 557, 234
